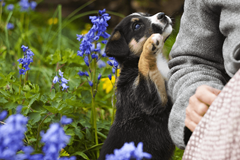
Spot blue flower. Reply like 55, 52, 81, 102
30, 1, 37, 10
108, 57, 119, 74
78, 71, 85, 76
53, 76, 59, 84
19, 0, 30, 11
0, 110, 7, 121
108, 74, 112, 80
60, 116, 72, 125
52, 70, 69, 91
84, 56, 89, 67
76, 34, 83, 41
97, 59, 106, 68
61, 83, 69, 91
97, 73, 102, 80
41, 123, 71, 160
107, 61, 113, 66
18, 45, 34, 75
112, 68, 116, 74
7, 23, 14, 30
0, 108, 28, 159
88, 81, 93, 87
7, 4, 14, 11
84, 71, 89, 77
105, 142, 152, 160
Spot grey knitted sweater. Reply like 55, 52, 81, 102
168, 0, 240, 149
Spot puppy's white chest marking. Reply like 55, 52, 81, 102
156, 53, 169, 80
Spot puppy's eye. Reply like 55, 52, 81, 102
133, 23, 141, 31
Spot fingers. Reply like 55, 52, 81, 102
185, 85, 221, 132
195, 85, 221, 106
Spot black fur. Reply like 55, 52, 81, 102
98, 13, 175, 160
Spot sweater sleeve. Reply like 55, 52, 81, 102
167, 0, 229, 149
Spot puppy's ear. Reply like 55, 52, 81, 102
105, 30, 129, 58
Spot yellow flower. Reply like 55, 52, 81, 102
101, 76, 116, 93
81, 23, 92, 35
101, 69, 120, 93
48, 18, 58, 25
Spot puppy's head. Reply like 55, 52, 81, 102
105, 12, 172, 62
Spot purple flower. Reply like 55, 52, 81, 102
7, 23, 14, 30
112, 67, 116, 74
60, 116, 72, 125
97, 59, 106, 68
77, 34, 83, 41
108, 74, 112, 80
107, 61, 113, 66
18, 45, 34, 75
61, 83, 69, 91
97, 73, 102, 80
30, 1, 37, 10
41, 123, 71, 159
61, 77, 69, 84
53, 76, 59, 84
88, 81, 93, 87
84, 56, 89, 67
105, 142, 152, 160
0, 108, 28, 159
7, 4, 14, 11
78, 71, 85, 76
0, 111, 7, 121
19, 0, 30, 11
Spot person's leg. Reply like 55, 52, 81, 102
183, 69, 240, 160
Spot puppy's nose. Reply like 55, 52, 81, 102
157, 12, 165, 20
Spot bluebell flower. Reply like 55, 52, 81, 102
112, 67, 116, 74
0, 108, 28, 159
19, 0, 30, 11
7, 23, 14, 29
107, 57, 119, 74
107, 61, 113, 66
97, 59, 106, 68
84, 56, 89, 67
53, 76, 59, 84
0, 110, 7, 121
108, 74, 112, 81
84, 71, 89, 77
41, 123, 71, 160
61, 83, 69, 91
77, 9, 111, 68
21, 45, 28, 52
60, 116, 72, 125
7, 4, 14, 11
30, 1, 37, 10
2, 2, 5, 7
52, 70, 69, 91
105, 142, 152, 160
88, 81, 93, 87
18, 45, 34, 75
101, 40, 108, 44
78, 71, 85, 76
98, 73, 102, 81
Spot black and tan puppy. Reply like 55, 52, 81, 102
98, 12, 175, 160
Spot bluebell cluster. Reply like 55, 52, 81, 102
107, 57, 119, 80
0, 108, 75, 160
52, 70, 69, 91
17, 45, 34, 75
19, 0, 37, 11
77, 9, 110, 86
105, 142, 152, 160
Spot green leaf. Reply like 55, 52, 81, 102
28, 93, 40, 107
43, 105, 59, 114
74, 128, 84, 140
0, 89, 11, 98
4, 102, 19, 110
0, 97, 8, 104
40, 94, 49, 103
86, 128, 93, 141
49, 89, 56, 100
28, 112, 41, 124
72, 151, 89, 160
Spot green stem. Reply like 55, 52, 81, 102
111, 71, 118, 124
19, 74, 22, 95
5, 11, 13, 54
24, 71, 28, 86
0, 1, 2, 25
57, 5, 62, 51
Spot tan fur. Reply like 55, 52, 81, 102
131, 18, 140, 22
111, 31, 121, 41
138, 35, 168, 105
129, 37, 147, 56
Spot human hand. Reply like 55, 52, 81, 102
185, 85, 221, 132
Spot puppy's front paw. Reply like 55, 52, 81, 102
143, 34, 164, 54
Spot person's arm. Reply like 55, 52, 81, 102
167, 0, 229, 149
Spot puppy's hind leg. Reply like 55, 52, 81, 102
138, 34, 168, 105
